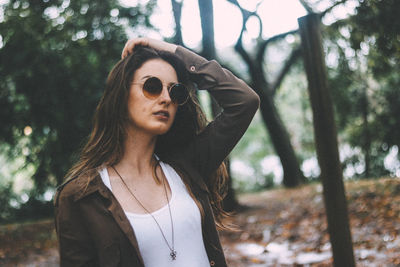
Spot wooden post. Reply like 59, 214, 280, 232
298, 14, 355, 267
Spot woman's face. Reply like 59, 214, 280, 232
127, 58, 179, 136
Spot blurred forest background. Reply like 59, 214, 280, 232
0, 0, 399, 265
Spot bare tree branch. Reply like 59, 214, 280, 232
298, 0, 315, 13
234, 40, 256, 81
226, 0, 265, 66
226, 0, 263, 38
227, 0, 256, 80
226, 0, 252, 20
299, 0, 350, 19
228, 0, 301, 96
225, 0, 245, 48
255, 0, 264, 38
271, 46, 302, 96
257, 29, 298, 60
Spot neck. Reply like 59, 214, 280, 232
115, 128, 157, 179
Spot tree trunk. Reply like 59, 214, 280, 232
233, 43, 304, 187
361, 86, 370, 178
298, 13, 355, 267
171, 0, 183, 45
222, 158, 238, 211
256, 83, 304, 187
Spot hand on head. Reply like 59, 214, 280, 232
121, 38, 178, 59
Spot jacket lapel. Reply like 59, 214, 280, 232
73, 173, 145, 266
105, 190, 145, 265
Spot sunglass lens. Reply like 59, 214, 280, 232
170, 84, 189, 105
143, 77, 162, 98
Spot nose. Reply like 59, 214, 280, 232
159, 85, 172, 104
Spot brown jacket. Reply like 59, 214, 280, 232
53, 46, 260, 267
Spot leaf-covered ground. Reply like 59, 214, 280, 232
220, 177, 400, 266
0, 219, 58, 266
0, 177, 399, 266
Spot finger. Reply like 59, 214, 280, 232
121, 45, 127, 59
121, 40, 133, 59
121, 42, 128, 59
139, 37, 149, 47
121, 39, 140, 59
121, 38, 150, 59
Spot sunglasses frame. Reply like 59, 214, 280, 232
131, 76, 189, 106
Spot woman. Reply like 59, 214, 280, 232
54, 38, 259, 267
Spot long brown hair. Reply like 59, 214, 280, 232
65, 46, 229, 228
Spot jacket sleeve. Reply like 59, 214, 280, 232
54, 189, 97, 267
175, 46, 260, 178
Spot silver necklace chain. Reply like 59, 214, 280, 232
111, 165, 177, 260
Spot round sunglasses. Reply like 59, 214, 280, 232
132, 77, 189, 106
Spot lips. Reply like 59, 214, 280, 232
153, 110, 170, 119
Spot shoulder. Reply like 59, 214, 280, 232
53, 168, 98, 207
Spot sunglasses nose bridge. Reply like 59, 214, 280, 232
158, 84, 173, 102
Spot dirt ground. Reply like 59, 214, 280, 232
0, 178, 399, 266
220, 178, 400, 266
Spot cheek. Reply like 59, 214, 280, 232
128, 90, 148, 114
132, 104, 150, 124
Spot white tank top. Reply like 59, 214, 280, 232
99, 161, 210, 267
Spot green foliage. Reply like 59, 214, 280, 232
0, 0, 155, 209
0, 182, 16, 222
350, 0, 400, 72
324, 0, 400, 178
372, 75, 400, 149
350, 0, 400, 151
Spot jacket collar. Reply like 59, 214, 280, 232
68, 169, 145, 265
71, 172, 108, 202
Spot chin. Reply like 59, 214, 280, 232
150, 125, 173, 136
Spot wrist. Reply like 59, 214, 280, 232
169, 44, 178, 53
158, 42, 177, 53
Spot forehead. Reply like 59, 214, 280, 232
133, 58, 178, 83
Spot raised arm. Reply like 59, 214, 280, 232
174, 45, 260, 177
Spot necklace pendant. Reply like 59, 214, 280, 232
170, 250, 177, 260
